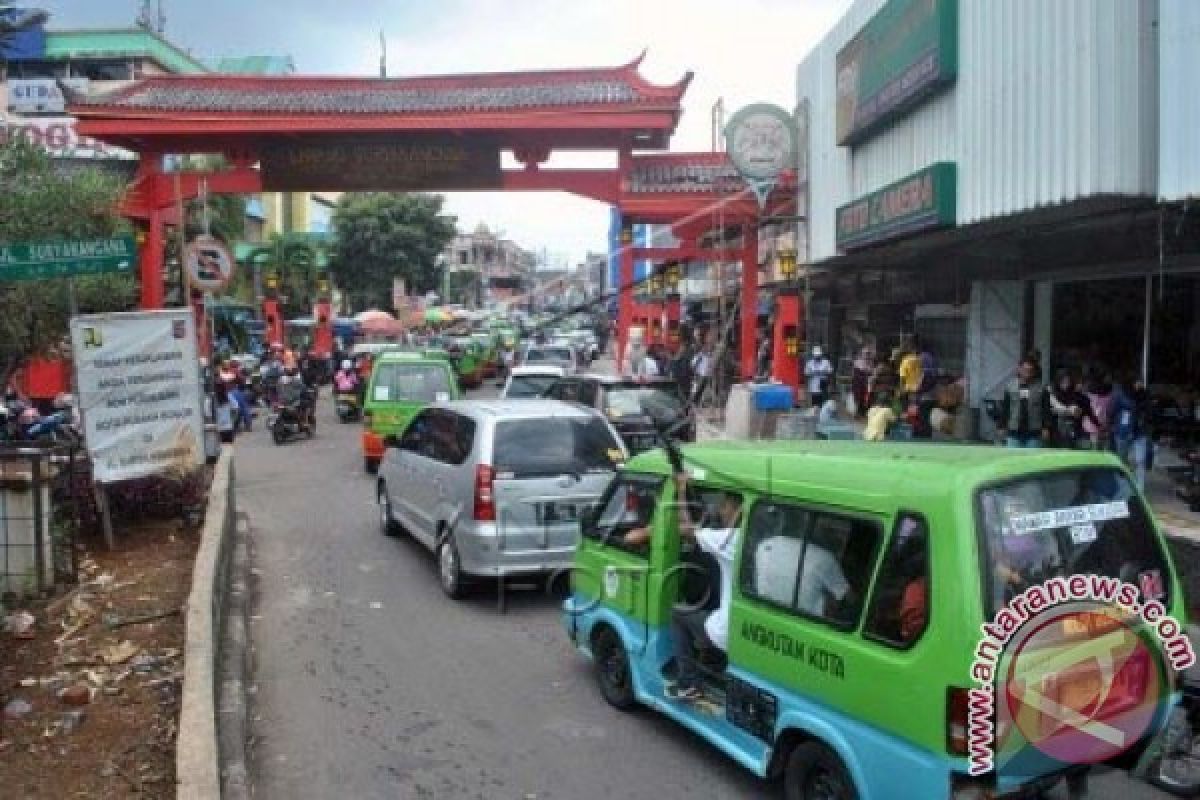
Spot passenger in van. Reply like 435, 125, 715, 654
795, 525, 852, 620
623, 474, 742, 701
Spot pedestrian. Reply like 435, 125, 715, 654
804, 346, 834, 408
869, 354, 897, 409
997, 357, 1051, 448
1110, 375, 1153, 489
671, 338, 696, 402
1047, 370, 1096, 449
851, 346, 872, 419
1083, 371, 1114, 450
898, 344, 924, 404
863, 391, 897, 442
213, 382, 235, 444
756, 327, 772, 381
917, 338, 937, 394
691, 339, 714, 405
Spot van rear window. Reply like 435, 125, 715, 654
977, 469, 1171, 616
494, 417, 622, 478
372, 363, 453, 403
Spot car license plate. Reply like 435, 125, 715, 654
539, 502, 577, 523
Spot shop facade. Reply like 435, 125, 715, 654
795, 0, 1200, 435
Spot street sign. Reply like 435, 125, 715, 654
0, 236, 137, 282
725, 103, 797, 209
184, 234, 235, 292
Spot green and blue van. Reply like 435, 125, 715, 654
361, 349, 460, 473
564, 441, 1190, 799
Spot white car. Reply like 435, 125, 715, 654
501, 365, 567, 399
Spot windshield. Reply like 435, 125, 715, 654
371, 363, 453, 403
506, 374, 559, 398
977, 468, 1171, 615
605, 386, 684, 419
526, 347, 574, 363
583, 473, 666, 546
494, 417, 623, 478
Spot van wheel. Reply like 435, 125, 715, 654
784, 742, 857, 800
364, 457, 378, 475
437, 536, 466, 599
592, 628, 637, 711
378, 486, 402, 538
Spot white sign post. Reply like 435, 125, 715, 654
70, 310, 206, 485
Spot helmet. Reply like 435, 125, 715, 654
341, 360, 353, 370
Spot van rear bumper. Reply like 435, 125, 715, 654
454, 524, 576, 577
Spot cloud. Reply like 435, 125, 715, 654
40, 0, 851, 262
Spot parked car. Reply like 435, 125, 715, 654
501, 365, 567, 399
565, 441, 1191, 800
376, 399, 628, 598
543, 374, 693, 453
522, 344, 577, 374
361, 350, 460, 474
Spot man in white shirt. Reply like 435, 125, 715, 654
624, 473, 741, 700
805, 346, 834, 407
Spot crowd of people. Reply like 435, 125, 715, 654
996, 354, 1153, 487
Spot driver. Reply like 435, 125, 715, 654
624, 473, 741, 701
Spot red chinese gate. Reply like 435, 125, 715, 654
69, 55, 794, 378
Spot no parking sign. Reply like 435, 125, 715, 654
184, 234, 235, 292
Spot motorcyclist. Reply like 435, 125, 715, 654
334, 360, 360, 394
278, 367, 316, 429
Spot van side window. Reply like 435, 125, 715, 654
740, 501, 881, 629
583, 473, 664, 558
865, 515, 930, 648
400, 410, 434, 455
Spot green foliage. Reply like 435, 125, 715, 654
0, 136, 136, 377
330, 192, 456, 312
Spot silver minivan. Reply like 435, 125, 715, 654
377, 399, 628, 598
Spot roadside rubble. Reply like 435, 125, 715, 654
0, 521, 199, 799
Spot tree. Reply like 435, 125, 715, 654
330, 193, 456, 312
0, 136, 138, 383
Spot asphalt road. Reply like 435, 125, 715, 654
237, 385, 1179, 800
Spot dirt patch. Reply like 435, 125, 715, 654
0, 521, 200, 799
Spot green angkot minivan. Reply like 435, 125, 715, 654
563, 440, 1193, 800
361, 349, 460, 473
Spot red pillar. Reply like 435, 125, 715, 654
263, 298, 284, 347
313, 299, 334, 359
139, 209, 165, 310
772, 289, 803, 398
617, 222, 634, 372
740, 225, 758, 381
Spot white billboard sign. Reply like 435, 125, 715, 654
6, 78, 89, 114
0, 115, 136, 160
70, 310, 206, 484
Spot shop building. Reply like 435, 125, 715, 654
796, 0, 1200, 433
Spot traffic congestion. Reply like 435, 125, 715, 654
217, 305, 1199, 800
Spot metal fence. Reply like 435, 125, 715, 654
0, 444, 85, 600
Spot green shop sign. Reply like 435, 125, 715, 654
0, 236, 137, 282
836, 163, 956, 251
836, 0, 958, 146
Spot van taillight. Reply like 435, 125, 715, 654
947, 687, 970, 756
474, 464, 495, 521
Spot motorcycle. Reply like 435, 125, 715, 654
334, 391, 361, 423
268, 392, 316, 445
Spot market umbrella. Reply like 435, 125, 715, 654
354, 309, 395, 324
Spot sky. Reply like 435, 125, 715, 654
41, 0, 852, 264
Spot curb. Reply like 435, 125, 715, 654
217, 514, 251, 799
177, 448, 236, 800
